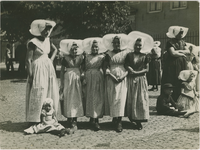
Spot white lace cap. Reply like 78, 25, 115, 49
166, 26, 188, 38
29, 19, 56, 36
82, 37, 107, 54
59, 39, 83, 55
128, 31, 154, 54
102, 33, 130, 50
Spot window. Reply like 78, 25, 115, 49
127, 1, 140, 5
148, 2, 162, 13
171, 1, 187, 10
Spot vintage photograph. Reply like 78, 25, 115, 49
0, 1, 199, 149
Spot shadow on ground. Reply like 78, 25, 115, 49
0, 69, 60, 80
173, 127, 199, 133
59, 120, 138, 131
0, 121, 27, 133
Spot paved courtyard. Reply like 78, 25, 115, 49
0, 63, 199, 149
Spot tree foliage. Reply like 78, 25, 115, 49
1, 1, 134, 42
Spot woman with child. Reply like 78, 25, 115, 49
26, 19, 59, 125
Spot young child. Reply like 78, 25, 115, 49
156, 83, 188, 117
24, 98, 68, 137
147, 41, 161, 91
177, 70, 199, 115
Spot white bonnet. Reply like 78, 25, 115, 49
154, 41, 161, 47
29, 19, 56, 36
151, 41, 161, 57
43, 98, 53, 107
82, 37, 107, 54
185, 42, 199, 57
166, 26, 188, 38
128, 31, 154, 54
102, 33, 130, 50
178, 70, 198, 81
59, 39, 83, 55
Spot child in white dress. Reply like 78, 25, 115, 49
177, 70, 199, 116
24, 98, 68, 137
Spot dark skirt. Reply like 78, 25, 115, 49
161, 54, 187, 101
147, 59, 161, 85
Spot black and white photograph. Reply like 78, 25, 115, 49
0, 1, 199, 149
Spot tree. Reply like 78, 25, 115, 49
1, 1, 135, 41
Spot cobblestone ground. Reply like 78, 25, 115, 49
0, 63, 199, 149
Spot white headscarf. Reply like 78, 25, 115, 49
102, 33, 130, 50
29, 19, 56, 36
166, 26, 188, 38
59, 39, 83, 55
82, 37, 107, 54
128, 31, 154, 54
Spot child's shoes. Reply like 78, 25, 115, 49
24, 126, 34, 134
65, 128, 74, 135
183, 110, 195, 118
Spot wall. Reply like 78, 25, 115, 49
132, 1, 199, 34
130, 1, 199, 50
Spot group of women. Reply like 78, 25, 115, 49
25, 19, 198, 133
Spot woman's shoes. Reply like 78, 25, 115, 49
115, 117, 123, 132
116, 121, 123, 132
59, 129, 66, 138
94, 122, 101, 131
90, 118, 101, 131
136, 122, 143, 130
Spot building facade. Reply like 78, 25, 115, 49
129, 1, 199, 50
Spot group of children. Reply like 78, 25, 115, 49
157, 70, 199, 118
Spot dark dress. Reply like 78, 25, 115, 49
147, 54, 161, 85
161, 39, 187, 101
156, 94, 185, 116
124, 52, 149, 122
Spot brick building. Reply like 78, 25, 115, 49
129, 1, 199, 50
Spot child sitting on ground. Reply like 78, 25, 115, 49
24, 98, 69, 137
177, 70, 199, 115
156, 83, 189, 117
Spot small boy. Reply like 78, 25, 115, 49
156, 83, 187, 117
